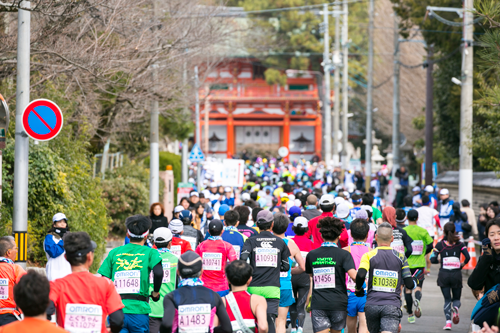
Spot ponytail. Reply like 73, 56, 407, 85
443, 222, 459, 244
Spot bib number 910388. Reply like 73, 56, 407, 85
372, 269, 398, 292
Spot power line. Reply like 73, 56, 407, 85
398, 45, 461, 69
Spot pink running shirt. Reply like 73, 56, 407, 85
196, 239, 237, 292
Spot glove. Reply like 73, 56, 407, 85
305, 296, 312, 313
150, 292, 160, 302
355, 288, 365, 297
482, 238, 494, 257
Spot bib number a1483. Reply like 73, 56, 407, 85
178, 303, 211, 333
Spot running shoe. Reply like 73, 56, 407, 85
452, 306, 460, 324
297, 328, 303, 333
408, 315, 416, 324
414, 299, 422, 318
443, 322, 452, 330
398, 323, 402, 333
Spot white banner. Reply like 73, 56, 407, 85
213, 159, 245, 187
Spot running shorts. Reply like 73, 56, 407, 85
364, 305, 402, 333
347, 292, 366, 317
279, 289, 295, 307
437, 269, 463, 288
311, 310, 347, 333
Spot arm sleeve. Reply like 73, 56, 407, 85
461, 243, 471, 267
467, 254, 493, 290
403, 276, 415, 289
213, 295, 232, 333
434, 215, 441, 228
402, 230, 413, 258
280, 243, 291, 272
401, 256, 413, 289
430, 242, 441, 264
44, 235, 65, 258
355, 268, 367, 290
240, 238, 252, 261
152, 262, 164, 293
108, 309, 124, 333
46, 300, 56, 319
197, 231, 204, 246
425, 243, 433, 255
160, 293, 176, 333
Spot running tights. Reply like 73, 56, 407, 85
267, 313, 276, 333
404, 290, 422, 314
441, 287, 461, 321
290, 284, 309, 329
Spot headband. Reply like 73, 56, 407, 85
127, 230, 148, 238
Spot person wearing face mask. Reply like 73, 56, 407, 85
44, 213, 72, 281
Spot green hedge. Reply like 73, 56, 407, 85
144, 151, 182, 201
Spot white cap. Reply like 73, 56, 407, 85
293, 216, 308, 228
336, 202, 350, 219
288, 194, 295, 202
424, 185, 434, 193
361, 205, 373, 213
153, 227, 172, 243
440, 188, 449, 195
346, 183, 356, 192
202, 190, 211, 198
210, 182, 217, 188
53, 213, 67, 222
190, 191, 199, 197
241, 193, 251, 201
224, 187, 232, 193
343, 191, 350, 199
294, 199, 302, 207
189, 177, 195, 184
319, 194, 335, 205
334, 197, 345, 206
412, 186, 421, 192
286, 201, 295, 211
174, 206, 184, 214
280, 192, 289, 198
168, 219, 184, 234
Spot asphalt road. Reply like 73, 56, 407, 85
300, 270, 477, 333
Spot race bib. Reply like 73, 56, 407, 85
300, 251, 309, 259
64, 303, 103, 333
255, 248, 278, 267
443, 257, 461, 270
313, 267, 335, 289
202, 253, 222, 271
280, 271, 288, 278
411, 240, 424, 255
171, 245, 181, 258
391, 240, 404, 254
178, 303, 211, 333
346, 276, 356, 291
0, 279, 8, 300
372, 269, 398, 292
182, 236, 197, 250
232, 245, 241, 259
150, 262, 171, 283
114, 270, 140, 294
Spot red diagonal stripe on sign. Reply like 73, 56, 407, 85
31, 108, 53, 131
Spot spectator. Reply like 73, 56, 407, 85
461, 200, 478, 240
478, 204, 489, 242
149, 202, 169, 235
449, 202, 469, 237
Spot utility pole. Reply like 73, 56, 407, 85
425, 45, 434, 186
181, 62, 188, 183
194, 66, 202, 191
391, 14, 400, 186
322, 3, 332, 164
332, 5, 340, 166
13, 0, 30, 269
341, 0, 349, 174
149, 0, 160, 205
459, 0, 473, 203
365, 0, 374, 192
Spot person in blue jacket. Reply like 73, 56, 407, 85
221, 187, 235, 207
44, 213, 72, 281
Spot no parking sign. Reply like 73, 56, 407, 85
22, 99, 63, 141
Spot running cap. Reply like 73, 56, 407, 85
440, 188, 449, 195
424, 185, 434, 193
218, 204, 230, 216
280, 192, 289, 198
286, 201, 295, 212
224, 187, 232, 193
178, 251, 203, 277
361, 205, 373, 213
407, 209, 419, 221
153, 227, 172, 243
65, 235, 96, 259
202, 190, 211, 198
355, 209, 368, 220
289, 206, 302, 217
319, 194, 335, 205
53, 213, 67, 222
179, 210, 192, 220
210, 182, 217, 188
174, 206, 184, 214
293, 216, 308, 228
412, 186, 421, 192
208, 219, 224, 235
256, 210, 274, 224
336, 202, 350, 219
168, 219, 184, 234
334, 197, 345, 206
190, 191, 199, 197
241, 193, 251, 201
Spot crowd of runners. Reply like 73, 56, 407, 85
0, 159, 500, 333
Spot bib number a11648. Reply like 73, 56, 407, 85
178, 303, 211, 333
114, 270, 140, 294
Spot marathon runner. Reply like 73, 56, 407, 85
240, 210, 291, 333
222, 210, 247, 259
223, 260, 269, 333
272, 213, 305, 333
432, 222, 469, 330
44, 213, 71, 281
98, 215, 163, 332
416, 195, 441, 275
302, 194, 321, 221
149, 228, 179, 333
49, 232, 124, 333
234, 206, 259, 238
0, 271, 67, 333
179, 210, 204, 250
305, 216, 357, 333
382, 206, 413, 258
289, 217, 312, 333
159, 251, 232, 333
349, 194, 362, 219
196, 219, 238, 297
403, 210, 434, 324
362, 194, 383, 224
343, 219, 371, 333
0, 236, 25, 326
168, 219, 193, 258
306, 194, 336, 249
355, 222, 416, 333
